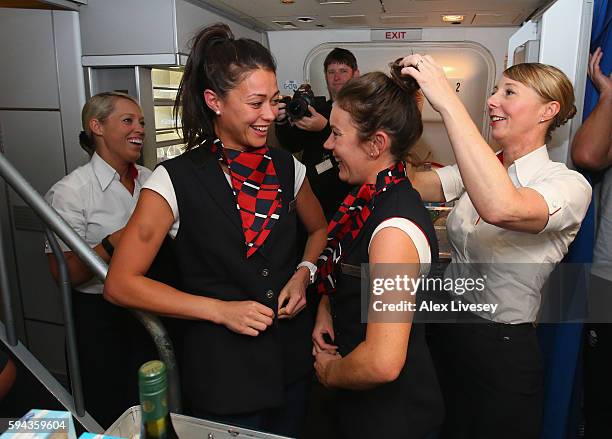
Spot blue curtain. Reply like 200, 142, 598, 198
539, 1, 611, 437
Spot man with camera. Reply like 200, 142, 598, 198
275, 48, 359, 219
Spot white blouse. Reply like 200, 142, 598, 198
44, 153, 152, 294
434, 145, 592, 323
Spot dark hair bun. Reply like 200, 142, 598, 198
389, 58, 420, 95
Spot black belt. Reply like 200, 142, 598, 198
340, 263, 362, 278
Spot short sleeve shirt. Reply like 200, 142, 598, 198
44, 152, 152, 294
433, 145, 592, 323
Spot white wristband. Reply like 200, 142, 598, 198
297, 261, 317, 285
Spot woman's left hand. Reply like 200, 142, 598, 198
398, 54, 460, 113
589, 47, 612, 98
315, 350, 342, 387
277, 272, 308, 319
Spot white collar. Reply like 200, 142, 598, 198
507, 145, 549, 187
91, 152, 120, 191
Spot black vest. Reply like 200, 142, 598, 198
329, 180, 444, 438
160, 146, 312, 415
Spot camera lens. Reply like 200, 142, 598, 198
287, 97, 309, 120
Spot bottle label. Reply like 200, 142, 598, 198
144, 417, 168, 439
141, 394, 168, 423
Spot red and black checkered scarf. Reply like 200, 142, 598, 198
210, 138, 283, 258
316, 161, 407, 295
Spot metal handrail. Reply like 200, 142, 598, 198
0, 152, 182, 424
0, 207, 17, 348
44, 229, 86, 417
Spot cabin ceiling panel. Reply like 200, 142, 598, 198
379, 14, 428, 25
213, 0, 382, 18
472, 12, 521, 25
192, 0, 555, 30
396, 0, 542, 8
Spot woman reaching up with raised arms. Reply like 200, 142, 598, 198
400, 55, 591, 438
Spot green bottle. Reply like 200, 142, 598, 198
139, 360, 179, 439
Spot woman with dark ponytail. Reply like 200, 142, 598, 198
312, 63, 443, 437
399, 57, 592, 438
45, 92, 152, 427
104, 23, 327, 436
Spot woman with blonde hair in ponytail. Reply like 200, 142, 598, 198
45, 91, 152, 427
400, 56, 592, 438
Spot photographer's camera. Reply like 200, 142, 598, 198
280, 84, 326, 121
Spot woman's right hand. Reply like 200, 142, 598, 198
217, 300, 275, 337
276, 98, 288, 123
398, 54, 461, 114
312, 296, 337, 355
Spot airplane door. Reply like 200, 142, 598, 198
305, 42, 496, 167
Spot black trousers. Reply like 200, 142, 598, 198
427, 312, 543, 439
583, 274, 612, 439
191, 375, 310, 438
68, 291, 157, 429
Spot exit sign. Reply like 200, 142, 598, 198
371, 29, 423, 41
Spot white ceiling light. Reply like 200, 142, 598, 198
442, 15, 465, 23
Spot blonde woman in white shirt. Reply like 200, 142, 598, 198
399, 57, 592, 438
45, 92, 152, 428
